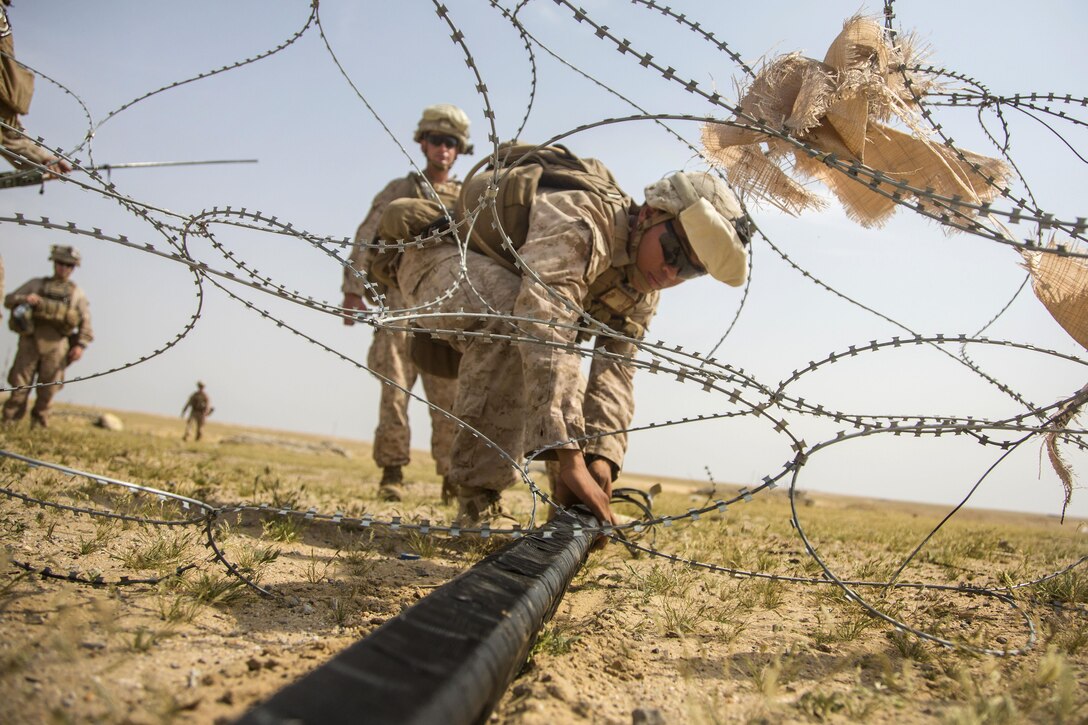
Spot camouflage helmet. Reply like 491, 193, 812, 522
413, 104, 473, 155
49, 244, 81, 266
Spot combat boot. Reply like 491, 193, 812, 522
2, 397, 27, 422
455, 487, 519, 530
378, 466, 404, 502
440, 475, 457, 505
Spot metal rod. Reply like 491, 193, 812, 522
88, 159, 258, 171
0, 159, 259, 189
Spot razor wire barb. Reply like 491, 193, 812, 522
0, 0, 1085, 658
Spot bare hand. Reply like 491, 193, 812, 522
554, 449, 616, 528
342, 293, 366, 326
586, 457, 615, 501
66, 344, 83, 364
43, 157, 73, 180
26, 293, 41, 306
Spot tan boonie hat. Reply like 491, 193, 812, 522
49, 244, 81, 266
414, 104, 474, 155
644, 171, 749, 287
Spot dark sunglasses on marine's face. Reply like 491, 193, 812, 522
426, 134, 459, 149
659, 219, 706, 280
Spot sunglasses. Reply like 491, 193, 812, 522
55, 261, 75, 268
659, 218, 706, 279
425, 133, 459, 149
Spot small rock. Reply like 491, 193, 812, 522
546, 680, 574, 702
996, 636, 1008, 645
815, 643, 833, 654
80, 641, 106, 651
246, 658, 262, 672
302, 603, 315, 615
217, 691, 234, 706
95, 413, 124, 431
633, 707, 667, 725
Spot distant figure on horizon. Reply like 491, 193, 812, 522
2, 244, 93, 427
339, 105, 472, 502
181, 381, 212, 441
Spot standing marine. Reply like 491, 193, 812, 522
0, 0, 71, 176
181, 381, 213, 441
2, 244, 93, 427
340, 104, 472, 502
1, 1, 72, 322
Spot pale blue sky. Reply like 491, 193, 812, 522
2, 1, 1086, 519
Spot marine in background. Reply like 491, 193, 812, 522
1, 1, 73, 324
0, 0, 71, 176
182, 381, 213, 442
2, 244, 92, 427
340, 105, 472, 502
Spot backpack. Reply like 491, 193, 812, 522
0, 31, 35, 116
454, 143, 629, 272
410, 144, 634, 379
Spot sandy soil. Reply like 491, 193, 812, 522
0, 406, 1086, 724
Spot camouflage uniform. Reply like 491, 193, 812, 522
0, 3, 54, 170
2, 274, 93, 425
182, 386, 211, 441
344, 173, 460, 475
394, 187, 660, 496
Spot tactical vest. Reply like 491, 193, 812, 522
456, 143, 647, 338
16, 278, 81, 335
409, 145, 648, 378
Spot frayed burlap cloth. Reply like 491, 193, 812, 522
1022, 247, 1087, 517
701, 15, 1009, 226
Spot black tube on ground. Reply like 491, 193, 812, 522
236, 509, 596, 725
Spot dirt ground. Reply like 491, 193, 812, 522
0, 405, 1086, 724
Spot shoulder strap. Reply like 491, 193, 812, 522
455, 143, 629, 272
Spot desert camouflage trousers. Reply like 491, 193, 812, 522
184, 412, 207, 441
397, 243, 536, 494
2, 333, 68, 425
368, 287, 458, 475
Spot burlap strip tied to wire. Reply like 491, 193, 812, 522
701, 15, 1009, 227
